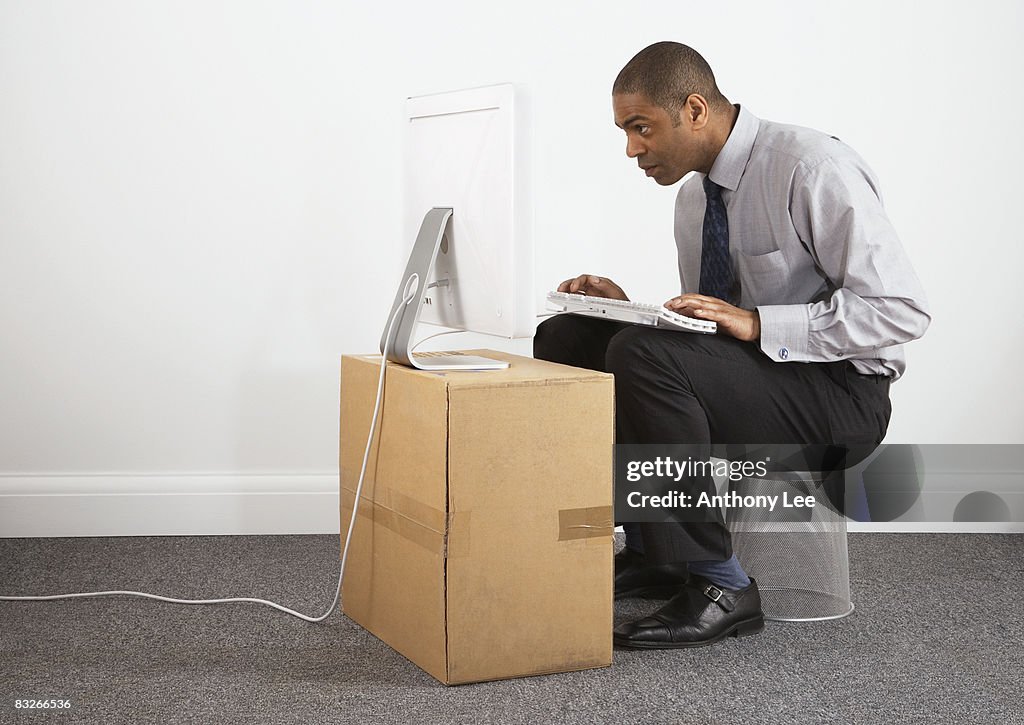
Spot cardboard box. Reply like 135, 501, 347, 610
339, 349, 614, 685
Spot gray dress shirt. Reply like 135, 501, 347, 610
674, 106, 930, 380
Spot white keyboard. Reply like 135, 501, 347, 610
547, 291, 717, 335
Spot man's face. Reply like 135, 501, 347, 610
613, 92, 706, 185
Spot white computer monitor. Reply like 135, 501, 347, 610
379, 83, 533, 371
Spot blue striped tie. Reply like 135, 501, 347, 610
699, 176, 734, 303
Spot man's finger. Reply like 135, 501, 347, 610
669, 294, 734, 312
678, 293, 722, 306
570, 274, 595, 294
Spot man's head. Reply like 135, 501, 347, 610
612, 42, 735, 185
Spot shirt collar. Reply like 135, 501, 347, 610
707, 105, 759, 192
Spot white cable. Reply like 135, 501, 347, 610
0, 289, 413, 623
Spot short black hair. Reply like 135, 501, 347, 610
613, 42, 730, 123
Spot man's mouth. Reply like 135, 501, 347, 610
642, 165, 657, 177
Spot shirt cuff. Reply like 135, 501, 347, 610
756, 305, 810, 362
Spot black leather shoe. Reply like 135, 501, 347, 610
614, 548, 689, 600
613, 575, 764, 648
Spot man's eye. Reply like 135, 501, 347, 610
636, 125, 650, 135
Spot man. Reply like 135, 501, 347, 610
534, 42, 930, 649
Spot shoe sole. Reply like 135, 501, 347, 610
613, 615, 766, 649
613, 585, 681, 601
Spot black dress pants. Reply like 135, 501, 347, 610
533, 314, 891, 564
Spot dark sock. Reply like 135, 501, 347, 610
688, 555, 751, 590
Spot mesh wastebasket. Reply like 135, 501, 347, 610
727, 475, 853, 622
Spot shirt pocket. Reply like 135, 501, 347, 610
737, 248, 789, 303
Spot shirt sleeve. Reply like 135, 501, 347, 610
756, 154, 931, 367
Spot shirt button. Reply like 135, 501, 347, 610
779, 347, 790, 360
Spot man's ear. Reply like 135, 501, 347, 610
683, 94, 710, 130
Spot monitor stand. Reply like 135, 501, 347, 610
379, 207, 510, 371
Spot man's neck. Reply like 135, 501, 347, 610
701, 103, 740, 175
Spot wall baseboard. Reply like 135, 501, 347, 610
0, 474, 341, 537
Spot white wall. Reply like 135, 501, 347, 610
1, 1, 1021, 535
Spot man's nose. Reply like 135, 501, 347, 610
625, 136, 644, 158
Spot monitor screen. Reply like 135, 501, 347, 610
403, 83, 533, 339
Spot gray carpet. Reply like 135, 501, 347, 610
1, 534, 1021, 724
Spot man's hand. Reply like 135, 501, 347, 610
557, 274, 629, 300
666, 294, 761, 342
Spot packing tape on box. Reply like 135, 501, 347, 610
340, 481, 446, 532
375, 486, 446, 532
446, 511, 471, 559
343, 484, 611, 553
341, 485, 447, 557
558, 506, 614, 542
342, 485, 473, 559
